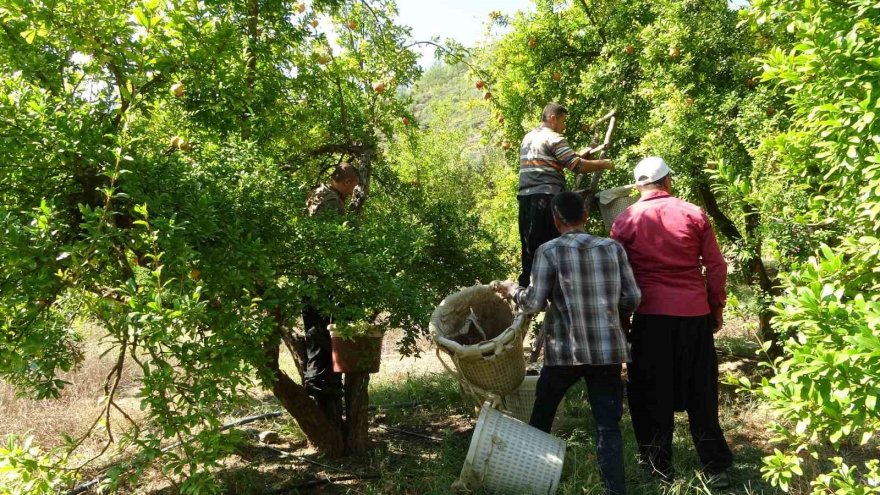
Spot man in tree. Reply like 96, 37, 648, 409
494, 191, 640, 495
517, 102, 614, 286
307, 163, 361, 217
302, 163, 360, 415
610, 157, 733, 487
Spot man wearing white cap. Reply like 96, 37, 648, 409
611, 157, 733, 487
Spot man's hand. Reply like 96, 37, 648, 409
490, 280, 519, 300
711, 307, 724, 334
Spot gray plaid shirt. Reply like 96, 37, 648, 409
513, 231, 641, 366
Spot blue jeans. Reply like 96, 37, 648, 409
530, 364, 626, 495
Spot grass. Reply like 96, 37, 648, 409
351, 371, 777, 495
1, 326, 779, 494
0, 323, 144, 459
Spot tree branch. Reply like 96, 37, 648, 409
577, 0, 607, 44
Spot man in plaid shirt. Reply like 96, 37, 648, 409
495, 191, 641, 495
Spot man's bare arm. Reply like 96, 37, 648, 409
576, 157, 614, 173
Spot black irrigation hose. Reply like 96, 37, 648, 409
267, 474, 382, 493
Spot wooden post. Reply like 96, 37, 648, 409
343, 373, 371, 453
583, 113, 616, 217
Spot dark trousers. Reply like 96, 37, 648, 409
627, 314, 733, 478
301, 302, 343, 399
518, 194, 560, 286
530, 364, 626, 495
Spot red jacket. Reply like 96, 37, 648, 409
611, 191, 726, 317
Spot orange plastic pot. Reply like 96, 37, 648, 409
330, 330, 383, 373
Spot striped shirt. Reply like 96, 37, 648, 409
512, 232, 641, 366
519, 124, 580, 196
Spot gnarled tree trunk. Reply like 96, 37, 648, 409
265, 324, 373, 458
697, 180, 781, 355
265, 341, 346, 456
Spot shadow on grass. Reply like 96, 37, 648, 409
560, 379, 775, 495
146, 371, 774, 494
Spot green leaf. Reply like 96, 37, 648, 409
20, 29, 36, 44
133, 7, 150, 28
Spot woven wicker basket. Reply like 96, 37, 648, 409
431, 285, 528, 402
597, 184, 638, 231
501, 375, 566, 425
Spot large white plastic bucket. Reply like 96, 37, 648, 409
455, 402, 566, 494
597, 184, 638, 231
502, 375, 565, 426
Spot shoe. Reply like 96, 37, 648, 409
706, 471, 730, 489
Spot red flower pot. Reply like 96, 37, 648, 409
330, 329, 383, 373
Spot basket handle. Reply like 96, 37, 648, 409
436, 347, 464, 383
512, 313, 531, 337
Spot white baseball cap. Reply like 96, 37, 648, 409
633, 156, 671, 186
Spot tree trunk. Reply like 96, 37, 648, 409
280, 328, 307, 384
697, 181, 743, 245
265, 320, 377, 457
742, 204, 782, 355
697, 180, 781, 353
264, 340, 346, 457
343, 373, 370, 453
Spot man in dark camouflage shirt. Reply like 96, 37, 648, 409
307, 163, 360, 216
302, 163, 360, 405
